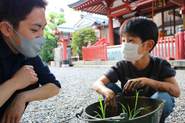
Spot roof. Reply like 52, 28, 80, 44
83, 15, 108, 26
73, 14, 108, 31
68, 0, 180, 17
54, 14, 108, 35
55, 27, 75, 33
68, 0, 89, 8
68, 0, 107, 15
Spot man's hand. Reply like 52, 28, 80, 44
11, 65, 38, 90
104, 90, 118, 117
123, 78, 145, 96
1, 93, 26, 123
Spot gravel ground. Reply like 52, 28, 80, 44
20, 67, 185, 123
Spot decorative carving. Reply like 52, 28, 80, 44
104, 0, 115, 8
154, 0, 166, 8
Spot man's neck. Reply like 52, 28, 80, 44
132, 54, 150, 70
1, 33, 19, 54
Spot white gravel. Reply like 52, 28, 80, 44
20, 67, 185, 123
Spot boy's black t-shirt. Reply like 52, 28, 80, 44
104, 55, 176, 97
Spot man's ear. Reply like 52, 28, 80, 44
146, 40, 155, 51
0, 21, 12, 37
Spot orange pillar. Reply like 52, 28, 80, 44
62, 41, 68, 64
179, 31, 185, 59
109, 16, 114, 46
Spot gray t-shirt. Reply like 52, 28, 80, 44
104, 55, 176, 97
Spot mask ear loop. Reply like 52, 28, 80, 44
6, 21, 24, 46
139, 41, 148, 55
140, 40, 148, 46
5, 21, 20, 36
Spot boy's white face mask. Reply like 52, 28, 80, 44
121, 42, 146, 62
6, 21, 45, 57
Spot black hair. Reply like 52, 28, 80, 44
0, 0, 47, 30
119, 16, 158, 52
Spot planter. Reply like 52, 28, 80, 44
76, 96, 165, 123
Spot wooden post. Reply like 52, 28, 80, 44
119, 19, 123, 44
183, 15, 185, 29
179, 31, 185, 59
173, 7, 176, 34
152, 2, 154, 21
99, 28, 101, 39
108, 16, 114, 46
182, 0, 185, 29
162, 10, 165, 39
105, 0, 115, 46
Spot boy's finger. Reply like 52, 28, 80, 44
123, 88, 129, 95
124, 82, 130, 91
128, 80, 138, 91
1, 114, 6, 123
124, 81, 133, 95
133, 80, 143, 90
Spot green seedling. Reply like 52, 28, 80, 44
119, 90, 151, 119
94, 93, 108, 119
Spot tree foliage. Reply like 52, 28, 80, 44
71, 28, 96, 57
39, 12, 66, 63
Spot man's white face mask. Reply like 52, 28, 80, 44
121, 42, 146, 62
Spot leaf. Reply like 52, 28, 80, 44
118, 102, 127, 114
103, 103, 108, 118
94, 111, 102, 119
132, 106, 151, 118
134, 90, 139, 115
97, 94, 105, 118
127, 104, 132, 119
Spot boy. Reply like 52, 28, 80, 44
0, 0, 61, 122
93, 17, 180, 123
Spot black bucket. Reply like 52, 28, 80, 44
76, 96, 165, 123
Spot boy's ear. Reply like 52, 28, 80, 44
0, 21, 12, 37
146, 40, 154, 51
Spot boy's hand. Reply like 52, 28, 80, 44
104, 90, 118, 116
11, 65, 38, 90
123, 78, 145, 96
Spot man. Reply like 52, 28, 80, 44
0, 0, 61, 122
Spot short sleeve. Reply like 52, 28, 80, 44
32, 55, 61, 88
159, 60, 176, 80
104, 61, 124, 83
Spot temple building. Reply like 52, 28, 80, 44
67, 0, 185, 61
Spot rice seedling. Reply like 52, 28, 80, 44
119, 90, 151, 119
95, 91, 151, 119
94, 93, 108, 119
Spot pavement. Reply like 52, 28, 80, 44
21, 67, 185, 123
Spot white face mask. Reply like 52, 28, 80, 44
121, 42, 146, 62
6, 21, 45, 57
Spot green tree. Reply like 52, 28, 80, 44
39, 12, 66, 63
71, 28, 96, 58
